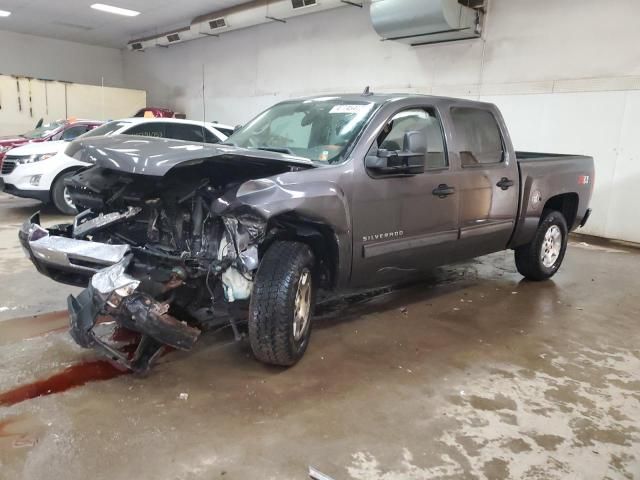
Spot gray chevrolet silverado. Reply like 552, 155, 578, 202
19, 93, 594, 372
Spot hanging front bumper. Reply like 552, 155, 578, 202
19, 212, 130, 287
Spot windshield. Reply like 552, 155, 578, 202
23, 121, 66, 139
227, 98, 379, 164
79, 121, 130, 139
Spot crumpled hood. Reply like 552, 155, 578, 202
65, 135, 316, 176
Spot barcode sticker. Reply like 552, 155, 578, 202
329, 104, 369, 114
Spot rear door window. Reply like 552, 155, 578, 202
81, 121, 130, 138
450, 107, 504, 166
125, 123, 167, 138
166, 123, 213, 143
204, 129, 223, 144
214, 127, 234, 137
61, 125, 90, 141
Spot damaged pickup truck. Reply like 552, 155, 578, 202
20, 94, 594, 373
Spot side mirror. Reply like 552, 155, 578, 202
365, 131, 426, 174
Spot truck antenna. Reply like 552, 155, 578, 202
362, 86, 373, 96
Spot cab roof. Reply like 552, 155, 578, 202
290, 92, 497, 109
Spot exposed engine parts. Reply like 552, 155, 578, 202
54, 164, 277, 372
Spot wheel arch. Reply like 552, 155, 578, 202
51, 166, 84, 188
542, 192, 579, 229
262, 213, 341, 291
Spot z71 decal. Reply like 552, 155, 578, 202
578, 175, 590, 185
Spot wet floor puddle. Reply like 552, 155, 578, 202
0, 414, 46, 449
0, 310, 68, 346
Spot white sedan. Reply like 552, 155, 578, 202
0, 117, 232, 214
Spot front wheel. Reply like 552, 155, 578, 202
51, 171, 78, 215
515, 210, 568, 281
248, 241, 315, 366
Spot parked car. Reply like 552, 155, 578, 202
133, 107, 176, 118
1, 117, 232, 214
19, 94, 594, 374
0, 119, 100, 161
211, 122, 235, 138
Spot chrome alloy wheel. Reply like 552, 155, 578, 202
541, 225, 562, 268
63, 186, 75, 209
292, 269, 312, 341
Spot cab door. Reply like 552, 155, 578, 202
447, 106, 519, 257
350, 105, 459, 288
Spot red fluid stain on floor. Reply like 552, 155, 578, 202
0, 360, 129, 407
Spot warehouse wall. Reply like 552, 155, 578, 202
0, 30, 125, 86
0, 76, 147, 136
122, 0, 640, 243
0, 32, 143, 136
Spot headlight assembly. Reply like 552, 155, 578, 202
16, 153, 56, 164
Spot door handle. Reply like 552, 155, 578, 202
432, 184, 455, 198
496, 177, 514, 190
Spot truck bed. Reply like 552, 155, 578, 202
509, 151, 594, 248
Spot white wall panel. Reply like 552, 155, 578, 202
66, 84, 146, 121
605, 92, 640, 243
0, 76, 146, 135
0, 77, 66, 135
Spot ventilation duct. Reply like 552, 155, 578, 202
208, 18, 227, 30
292, 0, 318, 9
128, 0, 349, 51
191, 0, 344, 37
370, 0, 484, 46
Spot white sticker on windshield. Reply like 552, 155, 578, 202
330, 104, 369, 114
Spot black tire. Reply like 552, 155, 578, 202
515, 210, 568, 281
248, 241, 315, 366
51, 171, 78, 215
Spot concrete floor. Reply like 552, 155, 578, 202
0, 191, 638, 480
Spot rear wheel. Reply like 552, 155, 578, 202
51, 171, 78, 215
248, 241, 315, 366
515, 210, 568, 281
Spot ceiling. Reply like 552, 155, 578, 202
0, 0, 252, 48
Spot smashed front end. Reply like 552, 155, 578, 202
19, 137, 315, 373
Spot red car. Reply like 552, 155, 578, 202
0, 119, 102, 161
133, 107, 176, 118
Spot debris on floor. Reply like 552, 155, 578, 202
309, 466, 335, 480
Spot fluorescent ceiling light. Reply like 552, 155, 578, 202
90, 3, 140, 17
0, 10, 11, 17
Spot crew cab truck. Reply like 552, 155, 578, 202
19, 94, 594, 373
